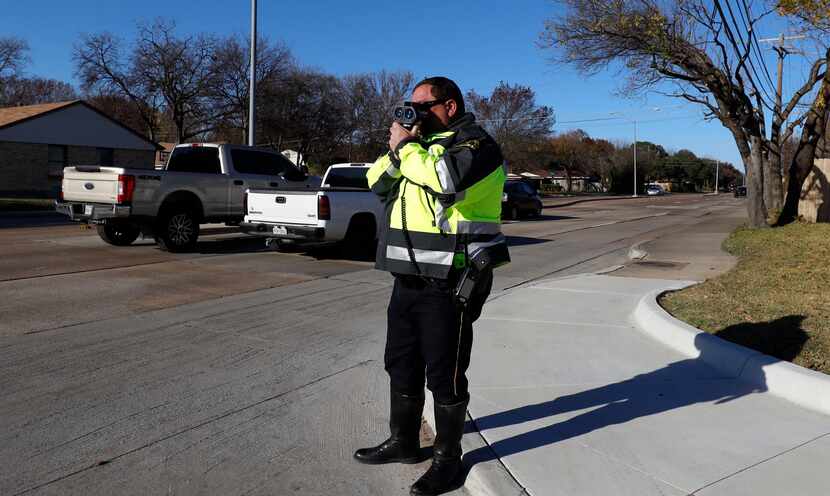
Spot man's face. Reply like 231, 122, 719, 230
411, 84, 458, 135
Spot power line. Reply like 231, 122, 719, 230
560, 115, 703, 127
738, 0, 778, 93
715, 0, 774, 107
716, 0, 777, 109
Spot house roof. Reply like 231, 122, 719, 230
0, 100, 162, 150
0, 100, 78, 129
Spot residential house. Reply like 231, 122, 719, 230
0, 100, 160, 197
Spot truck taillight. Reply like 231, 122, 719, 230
318, 195, 331, 220
117, 174, 136, 204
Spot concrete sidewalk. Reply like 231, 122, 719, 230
459, 274, 830, 495
442, 207, 830, 495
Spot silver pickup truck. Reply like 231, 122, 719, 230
241, 163, 383, 252
56, 143, 320, 251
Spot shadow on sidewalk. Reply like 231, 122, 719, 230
461, 317, 807, 479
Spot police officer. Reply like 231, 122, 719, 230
354, 77, 508, 495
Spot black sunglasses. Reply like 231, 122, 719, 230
408, 99, 448, 112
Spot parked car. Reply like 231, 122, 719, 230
55, 143, 320, 251
734, 186, 747, 197
241, 163, 384, 251
502, 180, 543, 220
646, 184, 666, 196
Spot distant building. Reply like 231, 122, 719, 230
549, 171, 600, 193
0, 100, 160, 197
281, 149, 302, 166
156, 142, 177, 168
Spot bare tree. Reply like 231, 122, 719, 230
209, 34, 294, 143
543, 0, 827, 227
132, 20, 220, 142
86, 93, 152, 137
340, 70, 415, 160
467, 81, 554, 172
74, 32, 162, 141
258, 69, 351, 166
0, 76, 76, 106
0, 37, 29, 79
76, 20, 226, 143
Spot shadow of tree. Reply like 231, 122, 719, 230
459, 316, 808, 481
715, 315, 808, 362
813, 166, 830, 222
191, 236, 271, 254
515, 214, 578, 222
505, 235, 553, 247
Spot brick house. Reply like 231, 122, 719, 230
0, 100, 161, 197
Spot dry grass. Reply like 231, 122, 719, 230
660, 223, 830, 374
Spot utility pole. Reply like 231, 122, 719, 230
248, 0, 257, 147
610, 111, 643, 197
759, 33, 806, 124
714, 161, 719, 194
633, 119, 638, 198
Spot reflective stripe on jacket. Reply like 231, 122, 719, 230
366, 113, 508, 279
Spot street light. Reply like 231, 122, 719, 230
609, 107, 663, 198
248, 0, 257, 147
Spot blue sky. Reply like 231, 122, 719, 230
2, 0, 817, 171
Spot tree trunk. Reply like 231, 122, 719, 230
565, 167, 572, 193
763, 152, 784, 213
747, 135, 769, 228
778, 66, 830, 225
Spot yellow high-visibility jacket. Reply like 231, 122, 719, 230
367, 113, 509, 278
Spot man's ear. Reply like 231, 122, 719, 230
446, 99, 458, 119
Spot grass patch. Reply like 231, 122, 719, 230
0, 198, 55, 212
660, 223, 830, 374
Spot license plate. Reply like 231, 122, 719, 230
272, 225, 287, 235
84, 204, 93, 216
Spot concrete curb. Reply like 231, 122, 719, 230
542, 195, 638, 209
633, 289, 830, 416
423, 395, 528, 496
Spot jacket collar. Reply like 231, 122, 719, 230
423, 113, 477, 143
449, 112, 476, 131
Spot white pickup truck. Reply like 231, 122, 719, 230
55, 143, 320, 251
241, 163, 383, 251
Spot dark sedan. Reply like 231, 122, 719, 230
502, 180, 543, 220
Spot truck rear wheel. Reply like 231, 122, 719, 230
155, 208, 200, 252
342, 215, 377, 258
97, 221, 141, 246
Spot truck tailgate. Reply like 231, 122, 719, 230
62, 166, 126, 204
246, 189, 320, 225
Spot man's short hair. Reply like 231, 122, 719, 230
415, 76, 466, 117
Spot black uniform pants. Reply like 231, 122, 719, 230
384, 269, 493, 405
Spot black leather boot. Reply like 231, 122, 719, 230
354, 389, 424, 464
410, 398, 468, 495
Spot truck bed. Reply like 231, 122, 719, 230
245, 188, 321, 226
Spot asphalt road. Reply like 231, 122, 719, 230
0, 194, 746, 495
